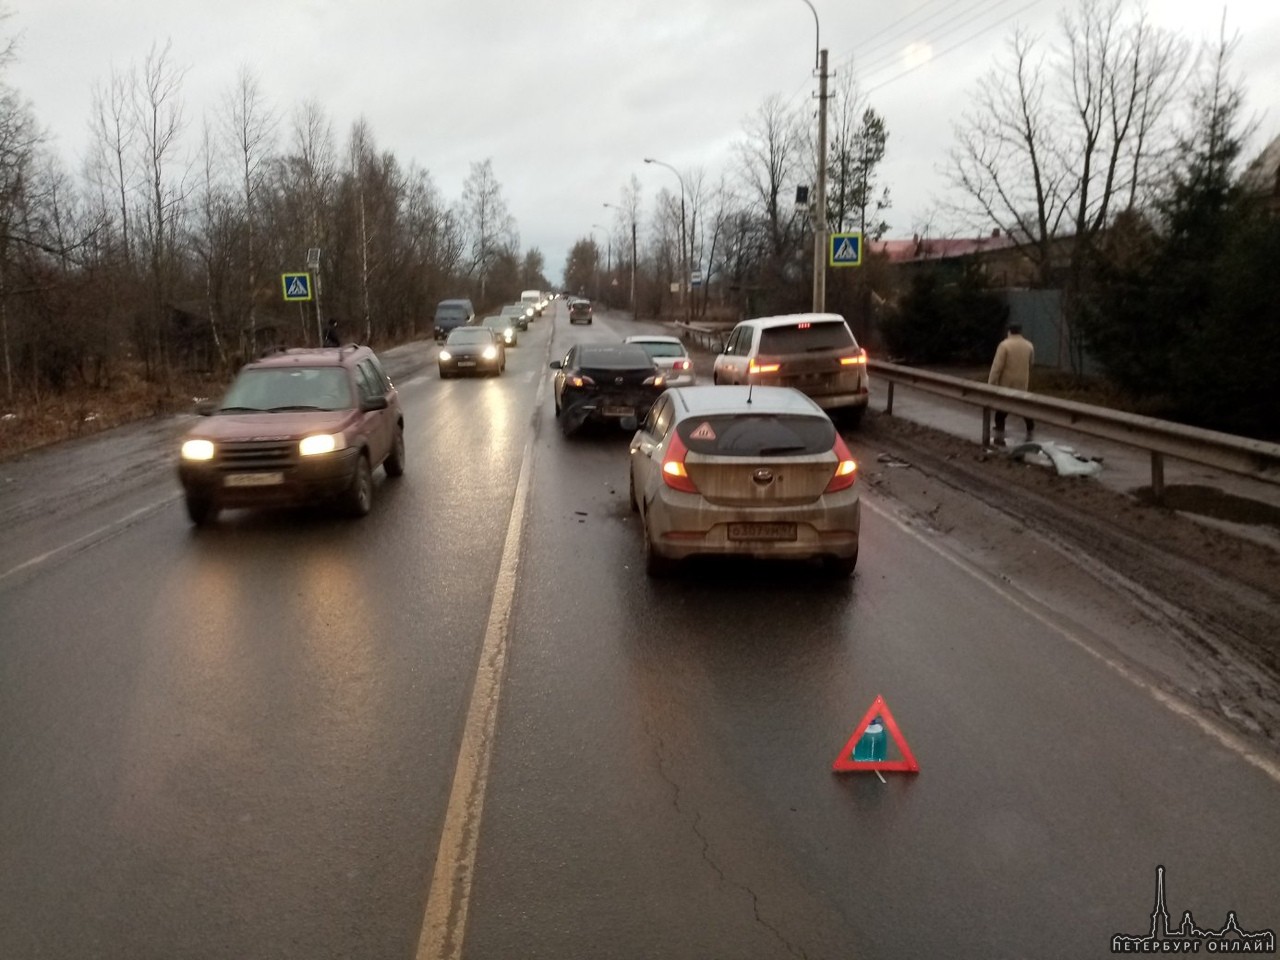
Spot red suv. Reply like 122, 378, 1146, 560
177, 344, 405, 524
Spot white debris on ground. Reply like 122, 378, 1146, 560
1007, 441, 1104, 478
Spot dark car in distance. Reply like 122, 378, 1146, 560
433, 298, 475, 343
177, 344, 405, 524
550, 343, 665, 436
439, 327, 505, 378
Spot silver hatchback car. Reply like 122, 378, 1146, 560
628, 385, 860, 577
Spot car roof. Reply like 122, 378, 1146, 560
733, 313, 848, 330
665, 385, 826, 418
624, 335, 683, 345
437, 298, 471, 307
248, 346, 369, 369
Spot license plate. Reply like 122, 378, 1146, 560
602, 406, 634, 417
728, 522, 797, 542
225, 472, 284, 487
457, 360, 476, 367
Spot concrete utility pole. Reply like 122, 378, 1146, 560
644, 157, 690, 324
814, 46, 829, 314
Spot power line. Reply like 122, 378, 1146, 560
848, 0, 1020, 82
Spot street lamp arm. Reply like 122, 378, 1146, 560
799, 0, 819, 70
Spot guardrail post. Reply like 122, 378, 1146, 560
981, 407, 991, 448
886, 381, 895, 416
1151, 451, 1165, 503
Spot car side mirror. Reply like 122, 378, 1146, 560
196, 399, 217, 416
360, 395, 389, 412
548, 360, 562, 369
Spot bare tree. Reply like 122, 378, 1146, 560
737, 94, 802, 258
132, 40, 189, 378
222, 65, 274, 352
89, 67, 136, 266
459, 158, 515, 303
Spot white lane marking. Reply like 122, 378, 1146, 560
862, 495, 1280, 786
0, 495, 179, 584
416, 339, 549, 960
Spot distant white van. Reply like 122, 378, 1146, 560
521, 290, 543, 317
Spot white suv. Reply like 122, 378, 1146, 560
711, 313, 869, 425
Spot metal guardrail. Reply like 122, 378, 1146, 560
868, 360, 1280, 496
673, 321, 727, 353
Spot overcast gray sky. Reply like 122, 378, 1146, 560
9, 0, 1280, 284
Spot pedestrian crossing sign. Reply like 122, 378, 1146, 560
281, 272, 312, 301
829, 232, 863, 268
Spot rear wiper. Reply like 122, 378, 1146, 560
264, 405, 327, 412
758, 444, 807, 455
216, 406, 265, 413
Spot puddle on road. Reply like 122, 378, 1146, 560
1131, 484, 1280, 532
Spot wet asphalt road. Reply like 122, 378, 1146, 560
2, 302, 1279, 959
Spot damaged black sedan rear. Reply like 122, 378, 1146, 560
550, 344, 666, 437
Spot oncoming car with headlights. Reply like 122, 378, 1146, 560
177, 344, 404, 525
439, 327, 505, 377
480, 314, 519, 347
628, 385, 860, 577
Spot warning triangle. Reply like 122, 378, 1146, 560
831, 695, 920, 773
286, 276, 308, 296
834, 238, 856, 261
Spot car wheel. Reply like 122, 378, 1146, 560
384, 426, 405, 478
825, 549, 859, 578
628, 468, 638, 513
439, 368, 451, 379
712, 372, 719, 385
643, 517, 677, 578
186, 496, 218, 526
841, 407, 865, 429
345, 454, 374, 518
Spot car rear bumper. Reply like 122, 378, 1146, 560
179, 446, 362, 507
645, 488, 860, 561
562, 390, 658, 425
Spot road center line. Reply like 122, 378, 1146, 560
863, 494, 1280, 786
0, 495, 179, 584
416, 338, 548, 960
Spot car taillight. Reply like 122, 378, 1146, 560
840, 348, 868, 366
825, 434, 858, 492
749, 359, 781, 375
674, 359, 692, 371
569, 375, 595, 388
661, 432, 698, 493
644, 374, 666, 387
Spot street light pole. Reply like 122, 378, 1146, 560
643, 157, 690, 324
799, 0, 829, 314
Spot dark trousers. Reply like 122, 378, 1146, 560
994, 410, 1034, 435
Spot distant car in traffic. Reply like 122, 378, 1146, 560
439, 327, 505, 378
550, 343, 665, 436
568, 299, 593, 324
481, 314, 519, 347
499, 303, 530, 331
433, 298, 475, 343
177, 344, 405, 525
712, 313, 870, 425
623, 335, 696, 387
628, 385, 860, 577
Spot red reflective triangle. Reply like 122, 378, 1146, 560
831, 694, 920, 773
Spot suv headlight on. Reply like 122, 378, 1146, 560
181, 439, 215, 461
482, 346, 498, 360
439, 350, 452, 361
299, 432, 347, 456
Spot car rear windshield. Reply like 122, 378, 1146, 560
571, 301, 591, 310
577, 346, 652, 369
221, 367, 353, 412
676, 414, 835, 457
447, 329, 491, 344
758, 321, 855, 354
632, 341, 686, 359
483, 317, 509, 327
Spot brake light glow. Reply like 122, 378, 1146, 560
674, 359, 691, 371
749, 360, 781, 374
840, 349, 868, 366
825, 434, 858, 492
661, 432, 699, 493
798, 322, 811, 329
644, 374, 666, 387
569, 375, 595, 388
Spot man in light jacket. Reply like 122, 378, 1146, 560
988, 322, 1035, 443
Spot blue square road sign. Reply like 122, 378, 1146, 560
829, 232, 863, 268
282, 272, 313, 301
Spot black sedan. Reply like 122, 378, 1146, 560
439, 327, 505, 378
550, 344, 666, 436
